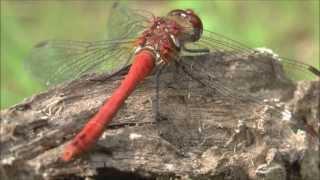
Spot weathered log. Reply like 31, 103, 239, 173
1, 50, 319, 180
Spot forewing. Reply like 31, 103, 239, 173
25, 39, 136, 86
105, 2, 152, 40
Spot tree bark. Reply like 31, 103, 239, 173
1, 50, 319, 180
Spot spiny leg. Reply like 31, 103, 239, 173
175, 60, 213, 95
153, 64, 167, 122
89, 65, 131, 82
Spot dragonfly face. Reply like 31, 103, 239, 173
167, 9, 203, 43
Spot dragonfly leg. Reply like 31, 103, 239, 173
153, 64, 167, 122
182, 45, 210, 53
175, 60, 219, 96
88, 65, 131, 82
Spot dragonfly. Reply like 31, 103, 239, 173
25, 6, 319, 162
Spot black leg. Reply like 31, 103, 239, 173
182, 45, 210, 53
89, 65, 131, 82
154, 64, 166, 121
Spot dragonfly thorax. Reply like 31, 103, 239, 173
134, 17, 183, 65
134, 9, 203, 65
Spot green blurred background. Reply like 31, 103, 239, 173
1, 0, 319, 109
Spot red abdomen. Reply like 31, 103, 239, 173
62, 50, 155, 161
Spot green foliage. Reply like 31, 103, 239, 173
1, 1, 319, 109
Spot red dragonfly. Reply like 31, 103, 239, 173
25, 6, 319, 162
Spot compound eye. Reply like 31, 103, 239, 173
168, 9, 203, 42
184, 9, 203, 42
185, 9, 195, 15
168, 9, 185, 17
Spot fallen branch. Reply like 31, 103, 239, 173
1, 50, 319, 180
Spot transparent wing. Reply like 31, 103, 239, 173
159, 52, 318, 154
25, 39, 136, 86
182, 29, 319, 81
25, 2, 155, 86
105, 2, 152, 40
175, 29, 319, 149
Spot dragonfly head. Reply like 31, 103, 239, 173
167, 9, 203, 42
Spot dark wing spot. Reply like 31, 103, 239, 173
112, 1, 119, 9
308, 66, 320, 77
34, 41, 49, 48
